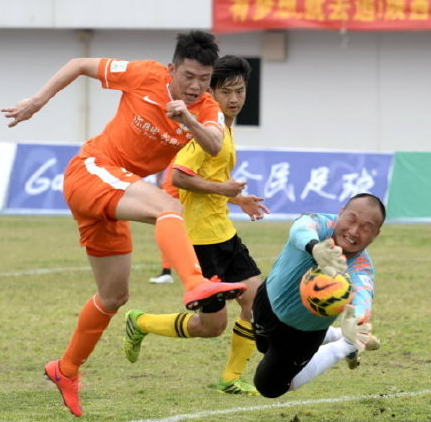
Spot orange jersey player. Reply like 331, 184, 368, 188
78, 58, 223, 177
2, 31, 247, 418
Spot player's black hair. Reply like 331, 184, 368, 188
210, 55, 251, 90
172, 30, 219, 67
347, 193, 386, 225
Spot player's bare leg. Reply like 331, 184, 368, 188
116, 180, 247, 309
45, 254, 130, 417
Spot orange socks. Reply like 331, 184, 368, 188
59, 295, 117, 378
155, 212, 203, 290
161, 251, 171, 270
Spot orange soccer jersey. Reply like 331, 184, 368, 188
64, 58, 223, 256
80, 59, 223, 177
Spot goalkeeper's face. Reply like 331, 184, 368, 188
334, 197, 382, 255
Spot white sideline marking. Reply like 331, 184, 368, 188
1, 255, 429, 278
1, 254, 430, 278
128, 390, 431, 422
0, 264, 154, 277
0, 266, 92, 277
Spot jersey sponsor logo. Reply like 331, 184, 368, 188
179, 122, 190, 132
142, 95, 160, 106
178, 122, 195, 139
131, 115, 183, 148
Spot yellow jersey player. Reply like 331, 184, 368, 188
123, 55, 269, 395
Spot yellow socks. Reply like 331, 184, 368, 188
221, 317, 256, 382
136, 312, 192, 338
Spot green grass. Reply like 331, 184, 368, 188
0, 216, 430, 421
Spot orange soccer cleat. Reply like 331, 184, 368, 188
44, 360, 82, 417
183, 276, 247, 310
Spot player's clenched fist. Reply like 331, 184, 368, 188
218, 179, 246, 197
166, 100, 189, 122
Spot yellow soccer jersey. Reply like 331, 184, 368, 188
173, 128, 237, 245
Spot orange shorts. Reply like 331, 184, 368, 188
63, 155, 142, 257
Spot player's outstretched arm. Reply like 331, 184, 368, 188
172, 169, 245, 197
229, 194, 270, 221
2, 58, 100, 128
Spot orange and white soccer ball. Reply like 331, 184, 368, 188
300, 266, 353, 317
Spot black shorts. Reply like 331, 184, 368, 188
194, 234, 261, 313
252, 281, 327, 398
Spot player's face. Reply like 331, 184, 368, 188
212, 77, 247, 126
333, 197, 382, 256
168, 59, 213, 105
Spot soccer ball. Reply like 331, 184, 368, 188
300, 266, 353, 317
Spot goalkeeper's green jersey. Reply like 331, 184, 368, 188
266, 213, 375, 331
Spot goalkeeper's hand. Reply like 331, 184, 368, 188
311, 238, 347, 277
341, 305, 380, 353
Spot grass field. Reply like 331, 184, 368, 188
0, 216, 430, 422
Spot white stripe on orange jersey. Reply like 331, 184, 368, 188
104, 59, 113, 89
84, 157, 131, 190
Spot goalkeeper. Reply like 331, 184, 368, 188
252, 193, 385, 398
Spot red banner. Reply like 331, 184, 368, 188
213, 0, 431, 33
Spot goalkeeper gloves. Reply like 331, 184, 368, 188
341, 305, 380, 352
311, 238, 347, 277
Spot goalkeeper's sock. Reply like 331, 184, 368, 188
221, 318, 256, 382
155, 212, 203, 291
289, 338, 356, 391
60, 294, 117, 378
322, 326, 342, 344
136, 312, 192, 338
